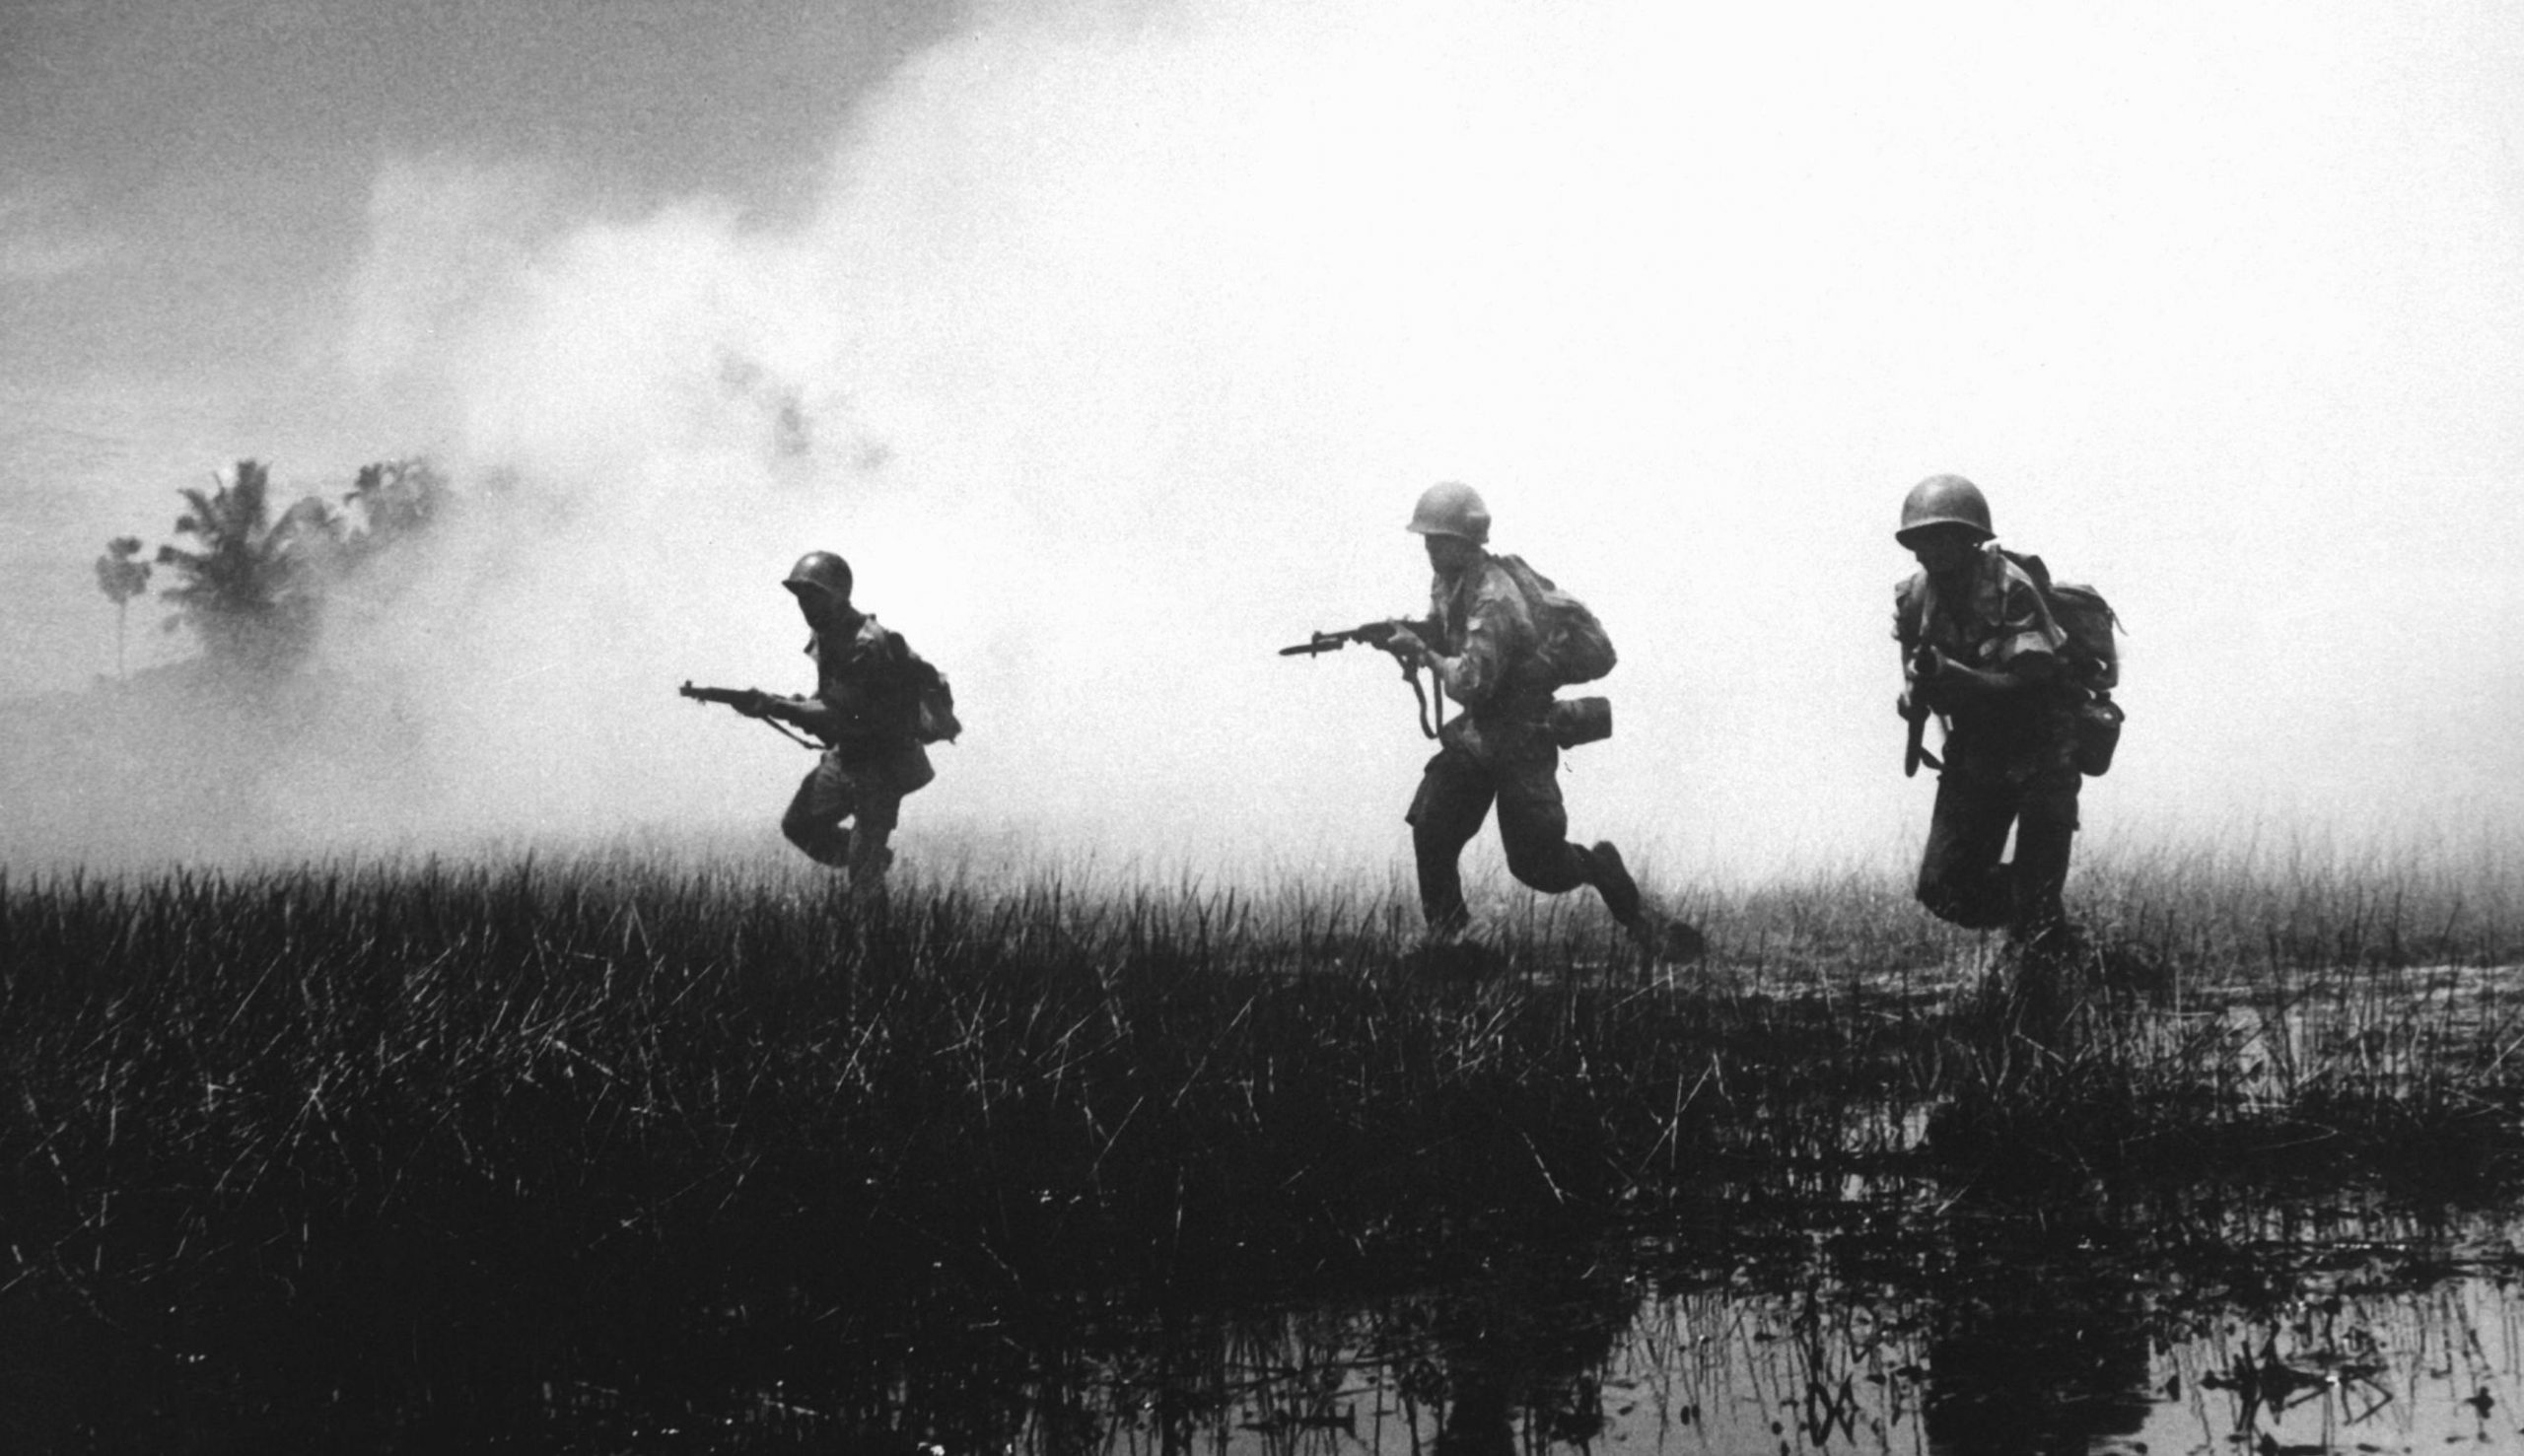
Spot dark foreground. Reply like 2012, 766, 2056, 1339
0, 850, 2517, 1450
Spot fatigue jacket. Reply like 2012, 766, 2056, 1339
806, 614, 936, 756
1429, 552, 1557, 760
1895, 542, 2079, 784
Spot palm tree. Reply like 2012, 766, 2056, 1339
153, 459, 335, 675
342, 457, 448, 554
93, 536, 153, 681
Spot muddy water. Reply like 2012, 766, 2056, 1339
1158, 1252, 2524, 1456
517, 1199, 2524, 1455
36, 1186, 2524, 1453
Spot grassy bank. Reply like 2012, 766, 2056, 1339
0, 841, 2517, 1443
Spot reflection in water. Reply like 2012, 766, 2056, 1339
974, 1205, 2524, 1456
15, 1190, 2524, 1450
1918, 1230, 2153, 1454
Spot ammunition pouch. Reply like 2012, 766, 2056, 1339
1547, 696, 1613, 749
2074, 694, 2123, 777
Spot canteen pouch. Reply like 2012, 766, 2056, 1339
1547, 696, 1613, 749
2075, 694, 2124, 777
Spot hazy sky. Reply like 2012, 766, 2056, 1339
4, 0, 2521, 882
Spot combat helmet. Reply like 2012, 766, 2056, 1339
1895, 474, 1994, 544
1406, 481, 1491, 545
783, 550, 854, 602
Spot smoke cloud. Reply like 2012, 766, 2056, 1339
9, 0, 2523, 884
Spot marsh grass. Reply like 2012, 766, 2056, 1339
0, 835, 2518, 1441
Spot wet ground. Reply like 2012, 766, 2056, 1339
12, 904, 2519, 1452
487, 1188, 2524, 1456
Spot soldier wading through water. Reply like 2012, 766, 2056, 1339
735, 551, 948, 906
1892, 474, 2105, 976
1379, 482, 1700, 961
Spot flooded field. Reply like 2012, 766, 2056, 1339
433, 1194, 2524, 1454
2, 849, 2518, 1449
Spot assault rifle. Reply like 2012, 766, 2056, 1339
678, 680, 819, 751
1279, 618, 1446, 739
1900, 647, 1943, 778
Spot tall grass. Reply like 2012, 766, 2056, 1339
0, 836, 2517, 1442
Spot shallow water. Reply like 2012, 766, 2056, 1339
1158, 1258, 2524, 1456
485, 1196, 2524, 1456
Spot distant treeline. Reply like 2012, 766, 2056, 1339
94, 456, 451, 679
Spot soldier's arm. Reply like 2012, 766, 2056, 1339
1420, 604, 1512, 704
1911, 641, 2057, 706
746, 693, 841, 734
1367, 615, 1440, 661
776, 628, 926, 737
1909, 565, 2062, 707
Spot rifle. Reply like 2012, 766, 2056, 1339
1279, 620, 1446, 739
678, 680, 820, 751
1900, 648, 1943, 778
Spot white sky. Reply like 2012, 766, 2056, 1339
4, 0, 2521, 882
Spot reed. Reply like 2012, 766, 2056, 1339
0, 834, 2516, 1442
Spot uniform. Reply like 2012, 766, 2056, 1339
1407, 551, 1608, 936
1896, 540, 2082, 948
779, 615, 938, 890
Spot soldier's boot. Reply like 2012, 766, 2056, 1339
1588, 840, 1644, 926
1590, 842, 1708, 963
1402, 910, 1504, 981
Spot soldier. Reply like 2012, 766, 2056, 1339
1382, 482, 1685, 955
1892, 474, 2086, 966
736, 550, 944, 904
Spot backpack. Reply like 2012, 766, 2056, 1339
1895, 548, 2126, 775
914, 667, 962, 745
1998, 550, 2121, 693
1494, 554, 1617, 686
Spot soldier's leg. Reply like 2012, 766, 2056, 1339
846, 788, 903, 906
1491, 743, 1594, 896
779, 754, 857, 867
830, 743, 931, 903
1491, 746, 1651, 934
2005, 783, 2081, 955
1916, 770, 2015, 930
1407, 747, 1496, 936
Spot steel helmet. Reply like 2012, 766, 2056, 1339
783, 550, 854, 602
1405, 481, 1491, 545
1895, 474, 1994, 543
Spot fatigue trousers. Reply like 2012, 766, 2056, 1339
782, 742, 935, 899
1916, 760, 2080, 950
1407, 731, 1598, 936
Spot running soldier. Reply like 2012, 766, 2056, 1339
736, 551, 945, 903
1892, 474, 2087, 967
1381, 482, 1686, 955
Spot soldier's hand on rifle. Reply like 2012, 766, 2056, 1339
1906, 645, 1944, 683
733, 689, 775, 719
1382, 626, 1428, 665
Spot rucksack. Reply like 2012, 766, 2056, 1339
1894, 548, 2125, 775
1494, 554, 1617, 686
1999, 550, 2120, 694
914, 667, 962, 745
